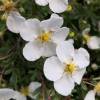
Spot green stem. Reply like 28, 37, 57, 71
93, 77, 100, 81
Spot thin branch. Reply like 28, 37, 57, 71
83, 81, 95, 87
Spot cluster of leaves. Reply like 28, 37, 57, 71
0, 0, 100, 99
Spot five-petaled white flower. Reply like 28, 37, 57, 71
84, 82, 100, 100
0, 82, 41, 100
44, 40, 90, 96
82, 28, 100, 49
19, 14, 69, 61
35, 0, 69, 13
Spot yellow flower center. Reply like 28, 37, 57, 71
38, 31, 52, 42
94, 82, 100, 93
83, 34, 91, 43
69, 32, 76, 37
67, 4, 73, 12
64, 63, 76, 74
0, 0, 15, 12
20, 87, 29, 96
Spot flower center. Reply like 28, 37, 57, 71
38, 31, 52, 42
64, 63, 76, 74
0, 0, 15, 12
67, 4, 72, 12
83, 34, 91, 43
94, 82, 100, 93
20, 87, 29, 96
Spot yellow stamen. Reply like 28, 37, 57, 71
94, 82, 100, 93
67, 5, 73, 12
83, 34, 91, 43
69, 32, 76, 37
0, 0, 15, 12
1, 13, 8, 20
20, 87, 29, 96
64, 63, 76, 74
38, 31, 52, 42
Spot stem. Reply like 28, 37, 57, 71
0, 69, 5, 85
93, 77, 100, 81
0, 55, 10, 60
40, 75, 45, 100
83, 81, 95, 87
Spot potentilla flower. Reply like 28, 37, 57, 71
35, 0, 69, 13
7, 11, 25, 33
19, 14, 69, 61
0, 82, 41, 100
44, 40, 90, 96
84, 82, 100, 100
82, 28, 100, 49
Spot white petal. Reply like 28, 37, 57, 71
56, 40, 74, 63
73, 48, 90, 69
42, 42, 56, 57
72, 68, 86, 84
20, 19, 41, 41
52, 27, 69, 44
82, 28, 90, 35
87, 36, 100, 49
7, 11, 25, 33
44, 56, 64, 81
49, 0, 68, 13
35, 0, 48, 6
23, 41, 42, 61
54, 74, 75, 96
14, 91, 26, 100
40, 13, 63, 31
84, 90, 95, 100
0, 88, 15, 100
28, 82, 41, 93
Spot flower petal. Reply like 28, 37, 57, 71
84, 90, 95, 100
23, 41, 42, 61
35, 0, 48, 6
73, 48, 90, 69
87, 36, 100, 49
7, 11, 25, 33
20, 19, 41, 41
52, 27, 69, 44
28, 82, 41, 93
72, 68, 86, 84
0, 88, 15, 100
44, 56, 64, 81
54, 74, 75, 96
42, 42, 56, 57
56, 40, 74, 63
82, 28, 90, 35
40, 13, 63, 31
48, 0, 68, 13
14, 91, 26, 100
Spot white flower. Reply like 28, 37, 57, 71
44, 40, 90, 96
82, 28, 100, 49
0, 82, 41, 100
35, 0, 69, 13
7, 11, 25, 33
20, 14, 69, 61
84, 82, 100, 100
